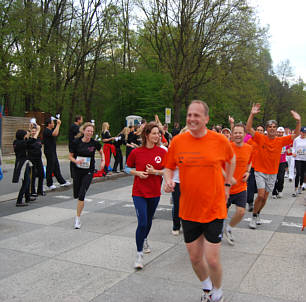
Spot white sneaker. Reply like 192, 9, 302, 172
143, 239, 151, 254
134, 254, 144, 269
60, 181, 71, 187
278, 192, 283, 198
224, 228, 235, 246
256, 215, 262, 225
47, 184, 57, 190
272, 195, 277, 199
201, 290, 212, 302
172, 230, 180, 236
292, 191, 297, 197
74, 217, 81, 229
298, 187, 302, 194
249, 217, 256, 229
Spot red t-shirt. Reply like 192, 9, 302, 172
127, 145, 167, 198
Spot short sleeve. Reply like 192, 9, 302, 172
164, 139, 177, 170
223, 138, 234, 163
95, 140, 102, 151
70, 139, 78, 154
279, 135, 293, 147
126, 148, 136, 168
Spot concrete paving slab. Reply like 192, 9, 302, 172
262, 232, 306, 257
92, 273, 202, 302
0, 259, 129, 302
0, 217, 43, 241
286, 196, 306, 218
89, 185, 133, 201
111, 218, 184, 244
56, 234, 173, 273
54, 212, 136, 234
252, 196, 293, 216
159, 191, 172, 206
0, 226, 101, 257
239, 254, 306, 302
221, 228, 274, 254
3, 206, 87, 225
0, 248, 47, 280
229, 292, 298, 302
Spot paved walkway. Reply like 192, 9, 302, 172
0, 176, 305, 302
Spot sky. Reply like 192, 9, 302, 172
250, 0, 306, 82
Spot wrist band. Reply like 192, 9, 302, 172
225, 183, 231, 187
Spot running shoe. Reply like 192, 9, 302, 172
74, 217, 81, 229
224, 228, 235, 245
256, 215, 262, 225
172, 230, 180, 236
298, 187, 302, 194
60, 181, 71, 187
143, 239, 151, 253
47, 184, 57, 190
134, 254, 144, 269
201, 290, 212, 302
292, 191, 297, 197
289, 178, 293, 182
272, 195, 277, 199
249, 217, 256, 229
277, 192, 283, 198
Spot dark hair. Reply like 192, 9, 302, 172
45, 117, 52, 126
75, 115, 82, 122
141, 122, 159, 146
256, 125, 264, 130
16, 129, 27, 140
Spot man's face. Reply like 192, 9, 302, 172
222, 130, 231, 140
79, 117, 83, 125
277, 130, 284, 137
232, 126, 245, 145
266, 123, 277, 137
186, 103, 209, 135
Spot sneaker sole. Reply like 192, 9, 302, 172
143, 249, 151, 254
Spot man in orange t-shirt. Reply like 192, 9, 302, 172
164, 100, 236, 302
224, 124, 253, 246
246, 103, 301, 229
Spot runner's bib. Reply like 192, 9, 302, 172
76, 156, 91, 169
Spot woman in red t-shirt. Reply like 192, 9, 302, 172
126, 122, 167, 269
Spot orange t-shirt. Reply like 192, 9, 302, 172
253, 132, 293, 174
230, 142, 253, 195
247, 137, 259, 168
165, 130, 234, 223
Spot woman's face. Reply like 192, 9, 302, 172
84, 126, 94, 139
146, 127, 160, 145
31, 128, 37, 137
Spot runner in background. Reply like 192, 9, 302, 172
224, 124, 252, 246
69, 122, 105, 229
246, 103, 301, 229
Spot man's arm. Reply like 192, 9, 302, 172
224, 154, 236, 200
290, 110, 301, 140
52, 119, 61, 137
246, 103, 261, 137
163, 168, 175, 193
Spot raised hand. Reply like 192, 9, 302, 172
228, 115, 235, 124
290, 110, 301, 121
251, 103, 261, 115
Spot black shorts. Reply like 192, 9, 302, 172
227, 190, 247, 208
181, 219, 224, 244
73, 169, 93, 201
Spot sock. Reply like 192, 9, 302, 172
201, 277, 212, 292
211, 287, 223, 301
226, 224, 232, 232
75, 216, 80, 221
137, 251, 143, 256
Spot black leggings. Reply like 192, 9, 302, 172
295, 160, 306, 188
171, 182, 181, 231
73, 170, 93, 201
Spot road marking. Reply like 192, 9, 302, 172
98, 201, 105, 204
55, 195, 70, 199
85, 198, 93, 202
243, 218, 272, 224
281, 221, 303, 229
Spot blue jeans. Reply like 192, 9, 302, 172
133, 196, 160, 252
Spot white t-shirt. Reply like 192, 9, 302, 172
293, 136, 306, 161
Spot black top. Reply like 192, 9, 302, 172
13, 139, 27, 160
70, 138, 102, 171
171, 127, 180, 137
128, 132, 141, 146
27, 138, 42, 160
69, 123, 80, 150
102, 130, 112, 145
113, 133, 126, 148
43, 128, 56, 153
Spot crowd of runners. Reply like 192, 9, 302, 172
9, 101, 306, 302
